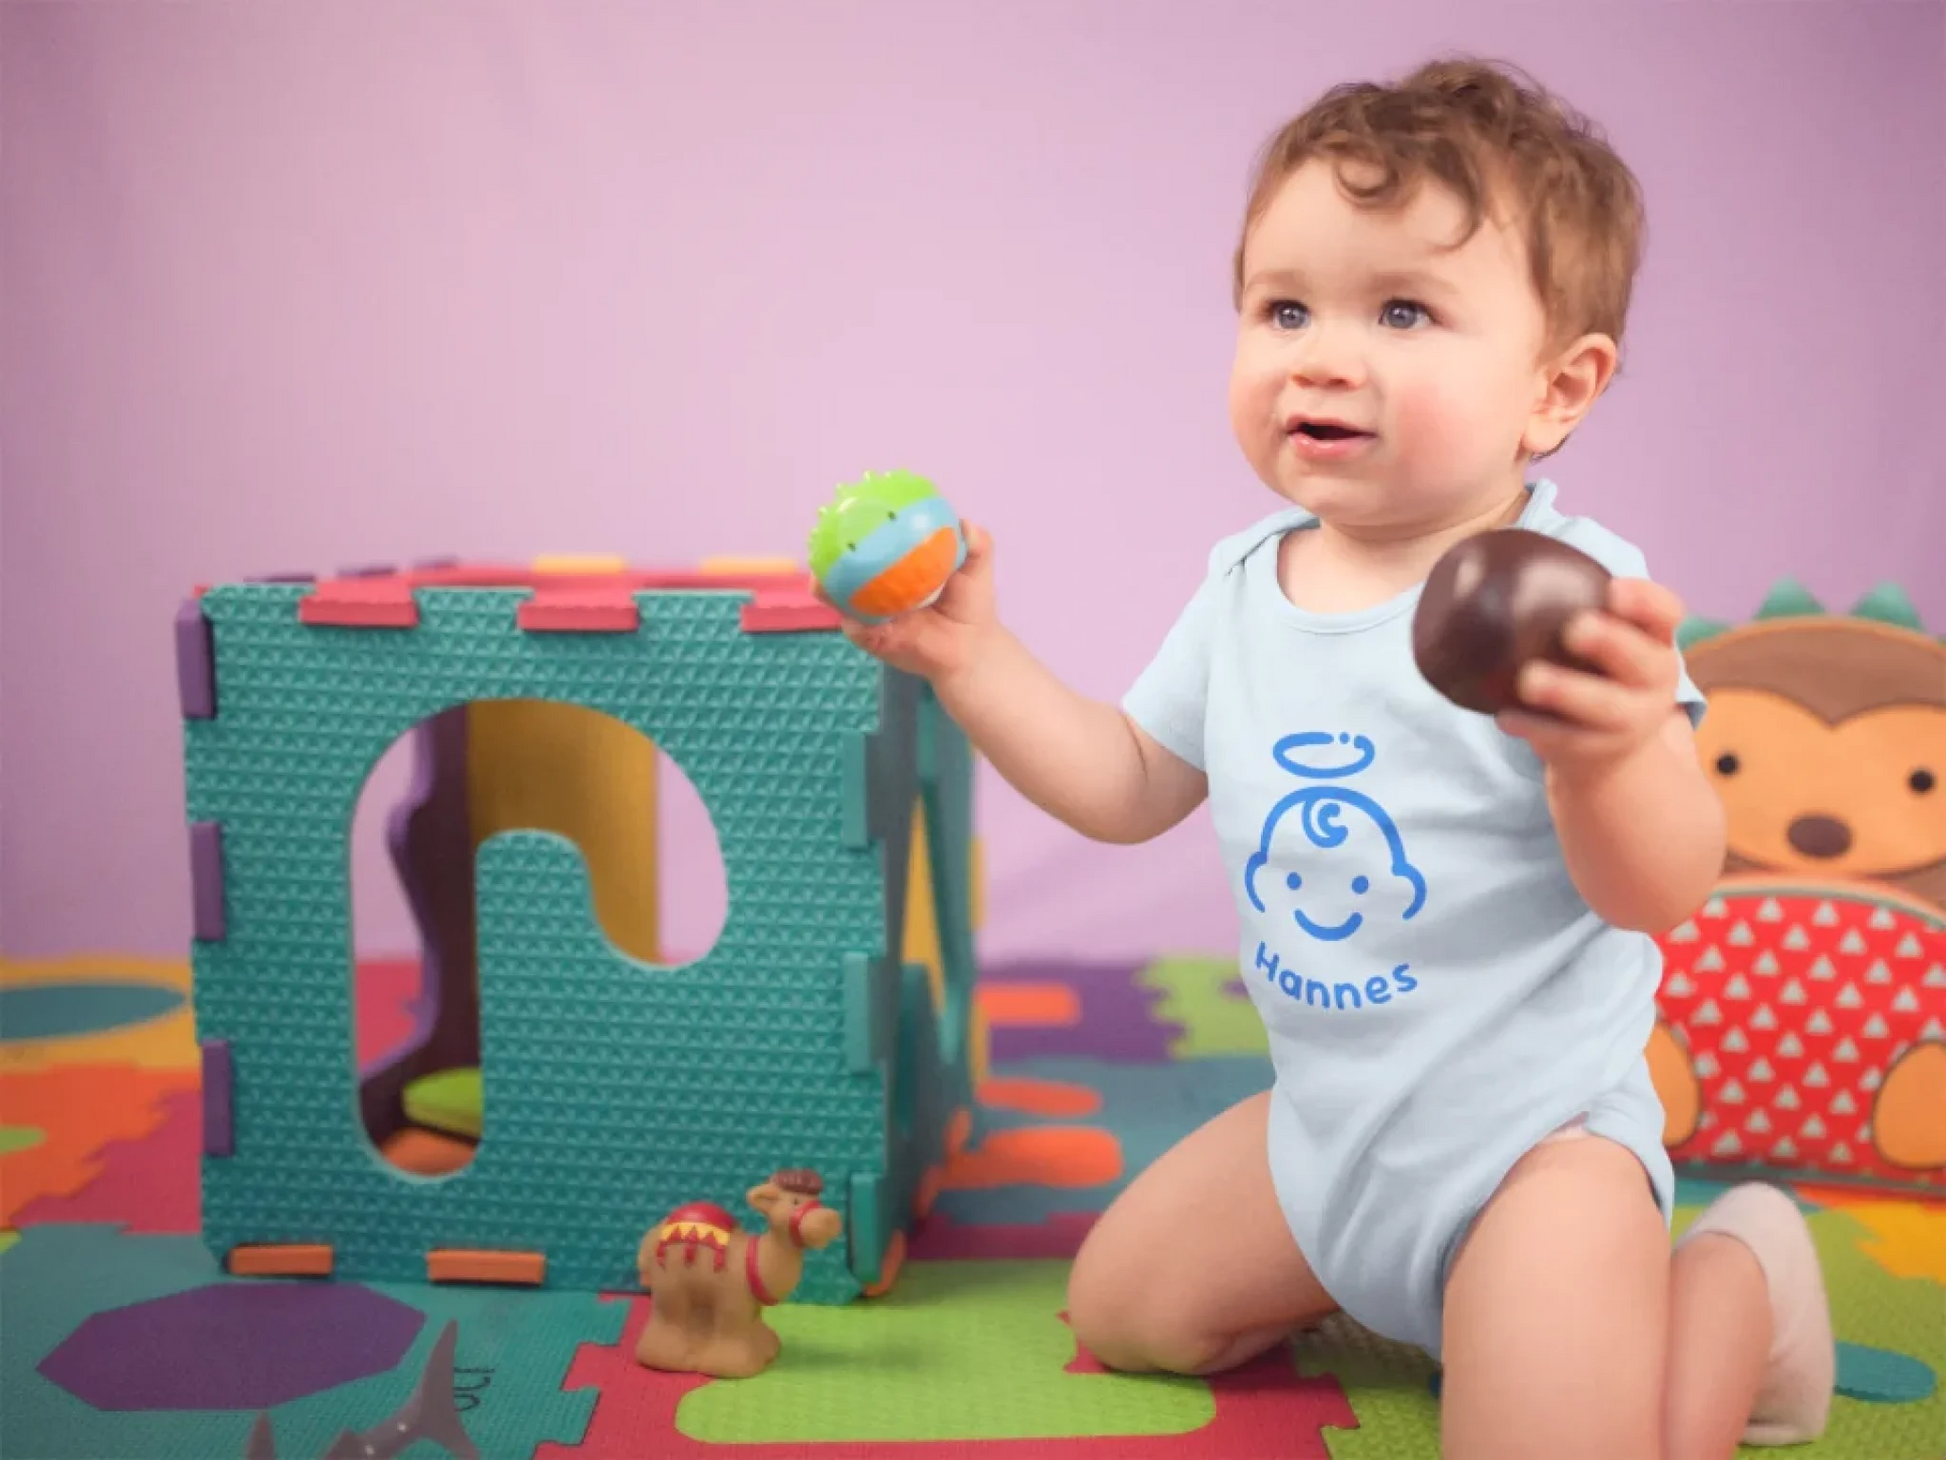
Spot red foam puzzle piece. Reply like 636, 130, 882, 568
297, 578, 419, 627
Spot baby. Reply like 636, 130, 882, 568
834, 57, 1836, 1460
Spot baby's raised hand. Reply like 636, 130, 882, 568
1495, 577, 1687, 779
820, 521, 1000, 686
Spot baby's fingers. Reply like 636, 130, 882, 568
1561, 611, 1675, 692
1605, 577, 1684, 644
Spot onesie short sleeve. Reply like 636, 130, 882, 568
1120, 509, 1309, 773
1121, 564, 1222, 772
1531, 501, 1709, 727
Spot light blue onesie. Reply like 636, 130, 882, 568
1122, 479, 1706, 1357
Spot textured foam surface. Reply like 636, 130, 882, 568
678, 1260, 1215, 1443
0, 1223, 619, 1459
184, 583, 974, 1299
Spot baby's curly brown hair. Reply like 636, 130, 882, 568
1233, 57, 1645, 354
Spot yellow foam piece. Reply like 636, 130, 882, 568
900, 799, 989, 1086
465, 701, 660, 964
1806, 1193, 1946, 1283
904, 799, 947, 1015
697, 555, 800, 576
531, 554, 629, 575
0, 955, 197, 1072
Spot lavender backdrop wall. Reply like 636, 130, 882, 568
3, 1, 1941, 966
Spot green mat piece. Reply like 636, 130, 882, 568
402, 1067, 483, 1140
1136, 955, 1268, 1060
1303, 1206, 1946, 1460
677, 1259, 1213, 1444
0, 1223, 621, 1459
0, 1125, 45, 1155
0, 1229, 17, 1257
1295, 1315, 1441, 1457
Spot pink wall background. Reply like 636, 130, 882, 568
3, 1, 1942, 966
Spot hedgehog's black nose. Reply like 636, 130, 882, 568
1787, 815, 1852, 859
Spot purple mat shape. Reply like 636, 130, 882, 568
38, 1282, 425, 1410
979, 958, 1183, 1064
908, 1210, 1098, 1261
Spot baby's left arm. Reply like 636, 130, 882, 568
1497, 578, 1727, 933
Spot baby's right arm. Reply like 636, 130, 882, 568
933, 625, 1208, 845
830, 521, 1207, 846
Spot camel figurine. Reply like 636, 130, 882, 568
632, 1167, 844, 1379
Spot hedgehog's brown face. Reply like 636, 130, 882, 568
1686, 616, 1946, 900
1698, 691, 1944, 878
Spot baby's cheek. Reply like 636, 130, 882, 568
1388, 375, 1469, 456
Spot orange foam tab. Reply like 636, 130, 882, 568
428, 1248, 546, 1285
228, 1243, 333, 1276
862, 1229, 907, 1297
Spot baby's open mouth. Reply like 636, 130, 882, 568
1293, 421, 1372, 440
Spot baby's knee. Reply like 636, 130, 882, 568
1065, 1243, 1239, 1376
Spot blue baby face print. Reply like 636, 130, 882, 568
1244, 732, 1428, 943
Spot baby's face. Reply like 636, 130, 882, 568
1229, 160, 1560, 533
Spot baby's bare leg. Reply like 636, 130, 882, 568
1066, 1090, 1337, 1375
1440, 1134, 1669, 1460
1665, 1184, 1833, 1454
1663, 1233, 1770, 1457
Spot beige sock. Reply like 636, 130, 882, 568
1678, 1183, 1835, 1445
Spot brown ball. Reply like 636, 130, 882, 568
1412, 528, 1613, 715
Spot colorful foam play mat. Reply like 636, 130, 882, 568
2, 950, 1940, 1458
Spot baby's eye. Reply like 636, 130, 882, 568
1268, 300, 1309, 330
1379, 299, 1431, 329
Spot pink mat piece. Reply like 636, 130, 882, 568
356, 957, 423, 1069
907, 1209, 1097, 1260
14, 1088, 201, 1234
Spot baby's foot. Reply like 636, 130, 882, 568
1678, 1183, 1835, 1445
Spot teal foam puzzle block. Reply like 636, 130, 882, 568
0, 1224, 620, 1460
184, 581, 974, 1301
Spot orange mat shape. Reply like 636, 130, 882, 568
0, 1064, 198, 1224
976, 1077, 1103, 1118
941, 1127, 1121, 1192
976, 983, 1081, 1028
